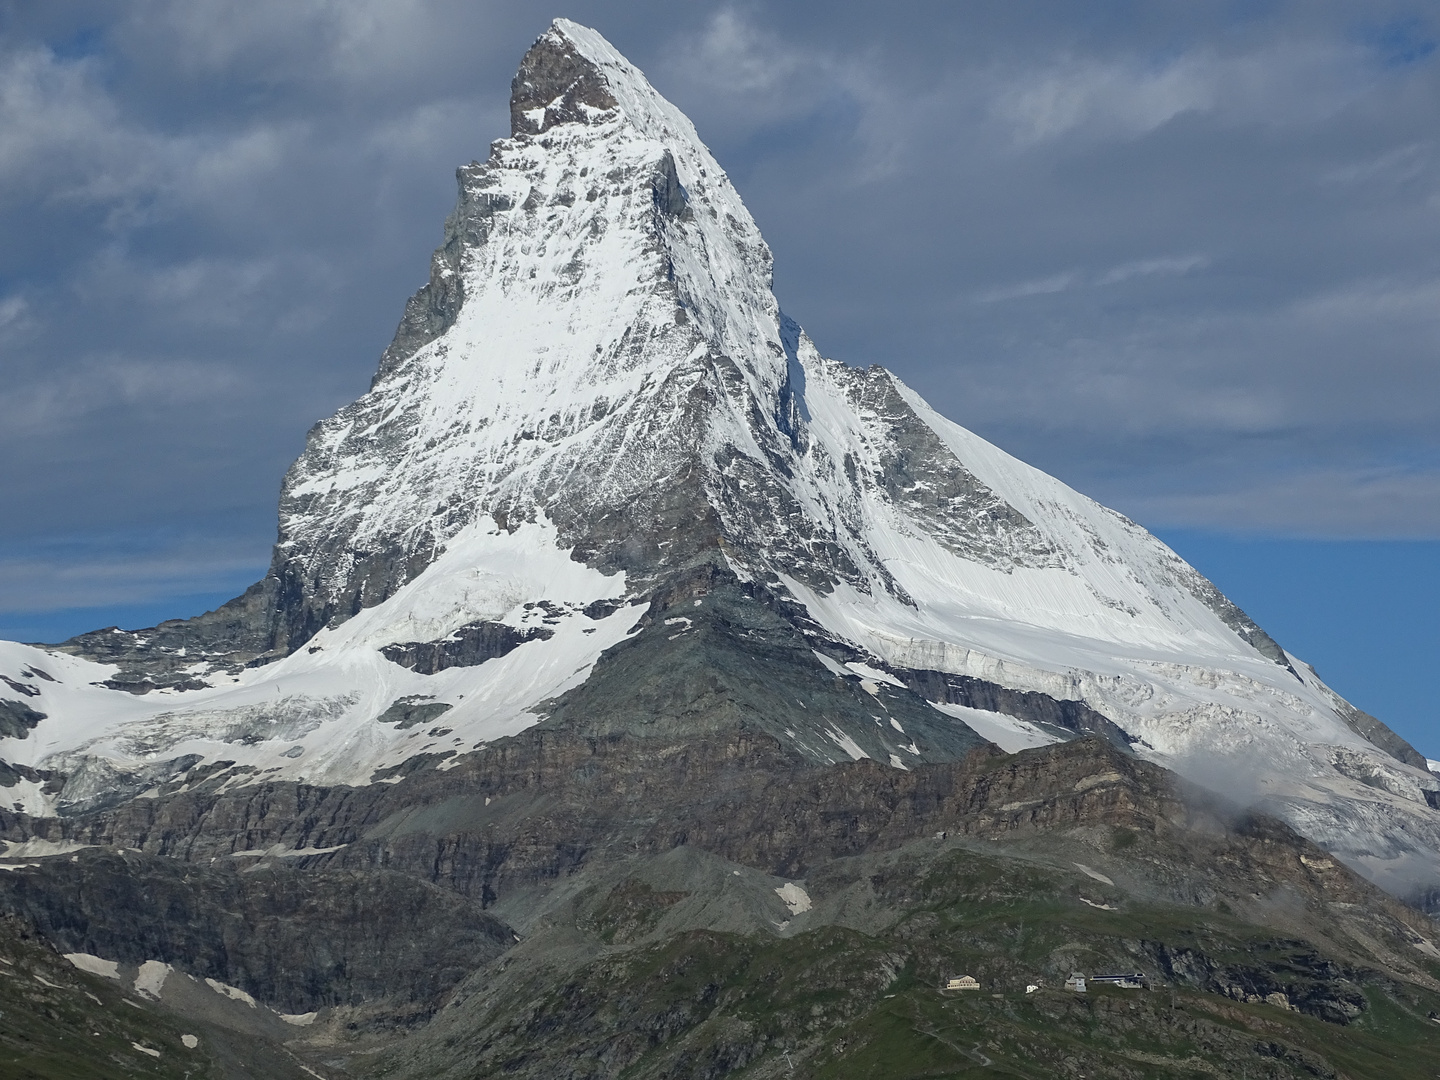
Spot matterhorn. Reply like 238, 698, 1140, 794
1, 21, 1438, 1080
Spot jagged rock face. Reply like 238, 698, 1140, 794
510, 28, 619, 137
0, 851, 512, 1017
6, 19, 1438, 905
0, 732, 1397, 916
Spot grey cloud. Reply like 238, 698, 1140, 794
1127, 468, 1440, 539
973, 272, 1080, 304
0, 294, 34, 336
0, 357, 242, 440
0, 540, 266, 615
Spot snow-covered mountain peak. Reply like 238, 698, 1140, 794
9, 21, 1440, 907
512, 20, 703, 149
266, 21, 795, 647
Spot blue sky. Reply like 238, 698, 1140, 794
0, 2, 1436, 751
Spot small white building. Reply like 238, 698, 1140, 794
945, 975, 980, 991
1025, 984, 1040, 994
1064, 973, 1087, 993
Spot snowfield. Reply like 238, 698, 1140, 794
0, 518, 637, 803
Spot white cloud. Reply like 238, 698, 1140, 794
0, 43, 312, 230
660, 8, 915, 178
116, 0, 461, 85
0, 47, 153, 196
1095, 254, 1208, 286
1289, 276, 1440, 321
679, 8, 803, 95
990, 41, 1370, 147
974, 255, 1205, 302
973, 271, 1079, 303
0, 294, 32, 338
1320, 141, 1429, 186
995, 55, 1218, 144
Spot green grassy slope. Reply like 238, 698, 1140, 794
368, 838, 1440, 1079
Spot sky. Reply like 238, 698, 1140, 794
0, 2, 1436, 750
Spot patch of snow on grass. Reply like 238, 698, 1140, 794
64, 953, 119, 979
775, 882, 812, 915
133, 960, 170, 999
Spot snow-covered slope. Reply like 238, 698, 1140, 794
4, 20, 1437, 902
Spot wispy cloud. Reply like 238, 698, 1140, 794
1289, 275, 1440, 320
973, 272, 1080, 304
993, 55, 1219, 145
1095, 255, 1209, 286
660, 7, 917, 179
974, 255, 1207, 302
989, 41, 1371, 147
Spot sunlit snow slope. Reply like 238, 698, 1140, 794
3, 20, 1437, 902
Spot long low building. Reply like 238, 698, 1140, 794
1091, 973, 1147, 988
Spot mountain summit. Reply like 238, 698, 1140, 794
3, 19, 1438, 907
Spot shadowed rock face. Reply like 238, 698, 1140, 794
0, 697, 45, 740
1336, 701, 1430, 770
510, 28, 618, 136
1, 733, 1409, 917
0, 851, 512, 1018
896, 667, 1133, 747
381, 621, 554, 675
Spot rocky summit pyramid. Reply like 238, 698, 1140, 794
2, 18, 1437, 900
7, 21, 1440, 1077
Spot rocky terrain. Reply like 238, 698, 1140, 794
0, 18, 1437, 1079
4, 730, 1440, 1077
